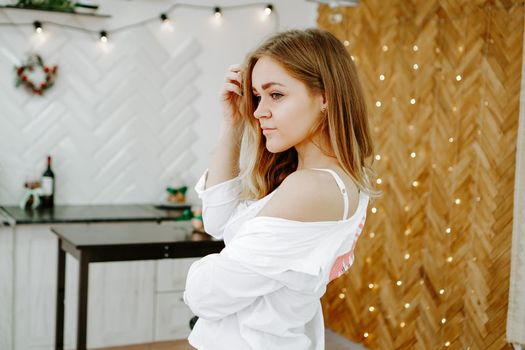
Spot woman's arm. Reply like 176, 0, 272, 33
205, 123, 243, 188
183, 253, 283, 321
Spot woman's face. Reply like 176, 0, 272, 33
251, 56, 325, 153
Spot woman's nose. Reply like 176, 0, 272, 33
253, 101, 270, 119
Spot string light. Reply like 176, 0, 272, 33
368, 283, 375, 289
1, 3, 279, 43
33, 20, 42, 33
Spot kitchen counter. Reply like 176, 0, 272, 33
0, 203, 191, 225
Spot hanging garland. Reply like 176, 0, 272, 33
14, 54, 58, 96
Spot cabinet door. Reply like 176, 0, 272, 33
14, 224, 62, 350
156, 257, 198, 292
154, 291, 195, 341
0, 224, 14, 350
13, 223, 157, 350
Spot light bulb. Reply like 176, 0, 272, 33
214, 7, 222, 18
33, 21, 43, 33
264, 4, 273, 15
99, 31, 108, 43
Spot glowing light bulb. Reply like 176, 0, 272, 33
413, 45, 419, 51
404, 303, 410, 309
363, 332, 369, 338
371, 207, 377, 213
455, 198, 461, 205
369, 306, 375, 312
439, 289, 445, 295
446, 227, 452, 234
33, 21, 43, 34
376, 178, 382, 184
413, 63, 419, 70
338, 293, 345, 299
449, 137, 454, 143
404, 253, 410, 260
410, 98, 416, 104
410, 152, 417, 158
368, 283, 375, 289
369, 232, 375, 238
400, 321, 406, 328
379, 74, 385, 80
382, 45, 388, 52
396, 280, 402, 286
441, 318, 447, 324
343, 40, 350, 46
412, 180, 419, 187
264, 4, 273, 15
375, 101, 382, 107
447, 256, 453, 263
214, 7, 222, 18
375, 154, 381, 160
99, 31, 108, 43
456, 74, 462, 81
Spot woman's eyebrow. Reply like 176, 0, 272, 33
252, 82, 286, 92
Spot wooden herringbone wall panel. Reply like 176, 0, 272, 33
318, 1, 523, 349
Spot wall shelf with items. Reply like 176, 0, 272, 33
0, 5, 111, 18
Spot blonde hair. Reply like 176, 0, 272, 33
238, 28, 382, 201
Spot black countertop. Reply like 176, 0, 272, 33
0, 203, 191, 225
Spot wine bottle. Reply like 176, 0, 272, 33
41, 155, 55, 208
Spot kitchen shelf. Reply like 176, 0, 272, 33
0, 5, 111, 18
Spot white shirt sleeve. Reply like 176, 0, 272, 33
194, 168, 242, 240
183, 252, 283, 321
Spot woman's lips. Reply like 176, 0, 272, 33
262, 128, 276, 134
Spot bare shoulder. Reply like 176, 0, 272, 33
256, 169, 348, 222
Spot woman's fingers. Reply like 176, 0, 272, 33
228, 64, 242, 73
223, 82, 242, 96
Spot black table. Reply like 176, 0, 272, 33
51, 223, 224, 350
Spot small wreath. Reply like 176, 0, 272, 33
14, 54, 58, 96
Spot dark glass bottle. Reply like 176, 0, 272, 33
40, 155, 55, 208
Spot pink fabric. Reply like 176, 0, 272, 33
328, 220, 365, 282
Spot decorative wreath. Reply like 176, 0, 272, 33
14, 54, 58, 96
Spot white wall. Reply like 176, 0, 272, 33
0, 0, 317, 206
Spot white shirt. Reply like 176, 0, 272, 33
183, 168, 370, 350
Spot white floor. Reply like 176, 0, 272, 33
326, 329, 368, 350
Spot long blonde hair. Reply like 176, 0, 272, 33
238, 28, 381, 200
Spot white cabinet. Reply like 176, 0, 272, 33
155, 257, 198, 341
4, 221, 196, 350
0, 223, 14, 350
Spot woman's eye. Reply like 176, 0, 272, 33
270, 93, 283, 100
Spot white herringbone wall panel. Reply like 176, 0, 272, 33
0, 15, 201, 205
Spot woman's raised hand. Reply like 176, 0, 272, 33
220, 64, 245, 128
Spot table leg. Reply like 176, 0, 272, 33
77, 251, 89, 350
55, 239, 65, 350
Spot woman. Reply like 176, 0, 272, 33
183, 28, 381, 350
